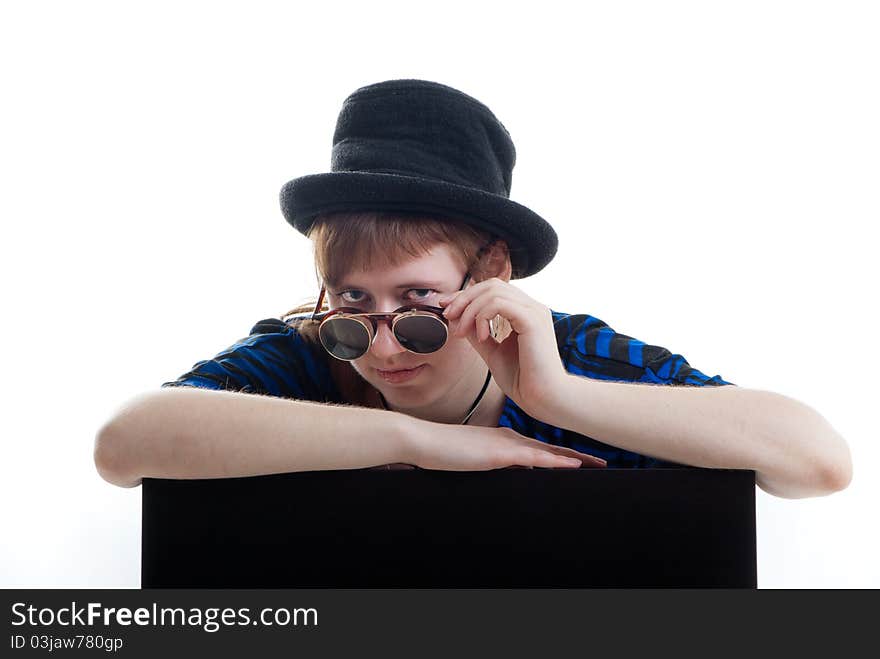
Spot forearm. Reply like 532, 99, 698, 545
94, 387, 414, 488
538, 374, 852, 498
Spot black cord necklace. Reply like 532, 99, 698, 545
377, 367, 493, 425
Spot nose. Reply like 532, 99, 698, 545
368, 318, 407, 360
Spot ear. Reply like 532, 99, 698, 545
479, 240, 513, 282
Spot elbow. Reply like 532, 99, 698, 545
815, 433, 853, 494
806, 409, 853, 495
94, 421, 142, 488
771, 403, 853, 498
94, 391, 163, 488
758, 428, 853, 499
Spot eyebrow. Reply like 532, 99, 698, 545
333, 281, 447, 291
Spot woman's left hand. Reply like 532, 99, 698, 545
437, 278, 569, 419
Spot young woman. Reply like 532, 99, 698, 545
94, 79, 852, 498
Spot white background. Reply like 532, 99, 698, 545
1, 1, 877, 588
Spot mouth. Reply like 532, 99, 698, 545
376, 364, 427, 383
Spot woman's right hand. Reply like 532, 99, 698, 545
402, 420, 607, 471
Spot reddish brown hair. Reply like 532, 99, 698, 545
280, 211, 511, 320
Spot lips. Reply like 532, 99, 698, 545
376, 364, 426, 383
378, 366, 423, 374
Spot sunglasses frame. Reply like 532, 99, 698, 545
314, 305, 451, 362
310, 272, 472, 361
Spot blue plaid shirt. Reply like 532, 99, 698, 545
162, 310, 736, 468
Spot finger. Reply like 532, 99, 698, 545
550, 448, 607, 467
579, 454, 607, 467
442, 278, 512, 320
518, 448, 582, 469
479, 316, 494, 343
452, 290, 521, 338
437, 293, 460, 307
537, 452, 583, 469
472, 298, 533, 340
499, 430, 605, 468
513, 438, 607, 468
439, 286, 477, 318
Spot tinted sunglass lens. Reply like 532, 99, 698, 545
319, 318, 370, 360
394, 315, 447, 353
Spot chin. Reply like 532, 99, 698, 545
374, 369, 435, 403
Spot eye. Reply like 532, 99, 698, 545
339, 290, 367, 304
336, 288, 438, 305
404, 288, 438, 301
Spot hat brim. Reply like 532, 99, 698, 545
280, 171, 557, 279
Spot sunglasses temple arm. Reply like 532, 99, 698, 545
312, 284, 327, 321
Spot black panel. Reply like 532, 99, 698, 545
142, 468, 756, 588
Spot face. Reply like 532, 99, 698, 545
326, 243, 482, 411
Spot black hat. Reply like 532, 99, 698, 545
279, 79, 558, 279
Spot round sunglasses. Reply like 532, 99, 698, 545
310, 272, 471, 362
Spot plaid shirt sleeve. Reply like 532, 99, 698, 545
552, 310, 736, 467
160, 317, 336, 401
553, 311, 736, 388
